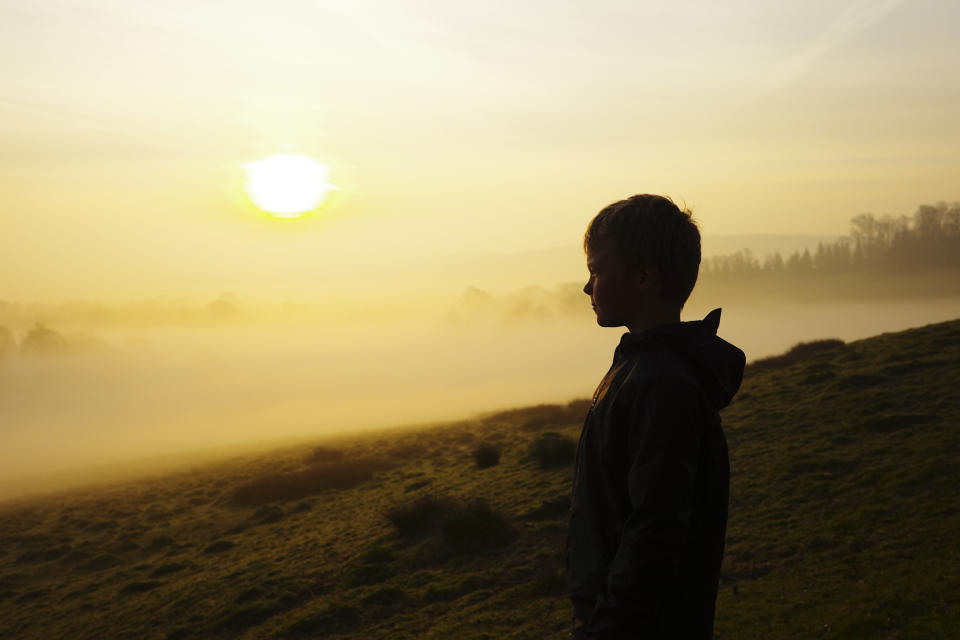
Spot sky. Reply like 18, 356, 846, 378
2, 0, 959, 303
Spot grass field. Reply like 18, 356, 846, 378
2, 318, 958, 639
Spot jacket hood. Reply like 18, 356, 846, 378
615, 308, 746, 410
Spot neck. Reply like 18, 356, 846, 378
626, 306, 681, 333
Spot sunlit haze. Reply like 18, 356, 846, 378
2, 0, 959, 494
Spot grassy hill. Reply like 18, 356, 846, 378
2, 319, 958, 639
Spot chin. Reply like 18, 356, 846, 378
594, 315, 621, 328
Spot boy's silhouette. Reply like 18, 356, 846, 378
567, 195, 745, 639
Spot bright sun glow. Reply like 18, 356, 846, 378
244, 154, 336, 219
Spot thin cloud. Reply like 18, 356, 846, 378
765, 0, 905, 91
0, 95, 192, 150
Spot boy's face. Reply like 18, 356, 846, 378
583, 238, 652, 328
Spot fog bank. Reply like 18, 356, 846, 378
2, 295, 959, 497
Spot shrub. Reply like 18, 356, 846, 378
472, 444, 501, 469
387, 495, 453, 535
305, 445, 345, 464
80, 555, 121, 572
150, 563, 187, 578
485, 400, 590, 431
529, 432, 576, 469
404, 479, 431, 493
529, 568, 566, 596
361, 586, 406, 606
0, 326, 15, 359
342, 546, 397, 587
292, 501, 312, 513
286, 601, 360, 637
387, 496, 514, 552
144, 536, 174, 553
250, 504, 284, 524
20, 323, 67, 355
213, 605, 276, 634
387, 441, 425, 460
230, 457, 393, 506
119, 581, 163, 595
442, 500, 513, 551
203, 540, 236, 554
15, 546, 71, 564
749, 338, 845, 371
524, 495, 571, 520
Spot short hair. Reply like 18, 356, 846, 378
583, 194, 701, 307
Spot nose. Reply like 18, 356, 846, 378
583, 278, 592, 296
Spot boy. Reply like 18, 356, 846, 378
567, 195, 745, 639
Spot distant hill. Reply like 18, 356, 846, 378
1, 319, 957, 639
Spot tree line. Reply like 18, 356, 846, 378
701, 201, 960, 278
0, 323, 68, 358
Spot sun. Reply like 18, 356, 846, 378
243, 154, 336, 219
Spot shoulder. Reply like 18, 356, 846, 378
612, 361, 705, 428
619, 349, 701, 398
623, 374, 703, 413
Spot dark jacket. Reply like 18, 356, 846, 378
567, 309, 745, 639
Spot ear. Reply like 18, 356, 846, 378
632, 265, 659, 294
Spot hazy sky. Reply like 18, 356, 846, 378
2, 0, 959, 301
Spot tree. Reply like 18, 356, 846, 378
21, 323, 67, 355
0, 326, 15, 359
763, 252, 785, 272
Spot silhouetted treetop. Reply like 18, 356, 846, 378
21, 322, 67, 355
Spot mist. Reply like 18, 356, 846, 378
0, 308, 611, 492
3, 284, 960, 499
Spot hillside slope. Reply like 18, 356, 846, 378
1, 319, 958, 639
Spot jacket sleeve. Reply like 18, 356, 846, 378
587, 376, 703, 638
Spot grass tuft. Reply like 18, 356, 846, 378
472, 443, 501, 469
441, 500, 514, 551
250, 504, 285, 524
529, 432, 576, 469
860, 412, 935, 433
15, 546, 71, 564
213, 605, 276, 633
150, 563, 187, 578
80, 554, 121, 572
285, 601, 360, 638
144, 536, 175, 553
529, 567, 566, 596
305, 445, 346, 464
361, 585, 406, 606
342, 545, 397, 587
387, 495, 453, 536
524, 495, 571, 520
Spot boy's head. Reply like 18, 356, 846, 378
583, 194, 700, 327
